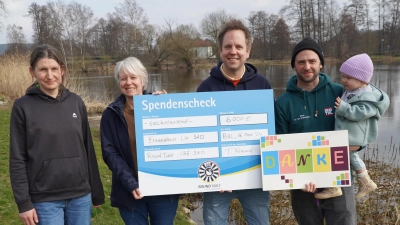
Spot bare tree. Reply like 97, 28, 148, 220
0, 0, 6, 15
28, 3, 52, 45
68, 1, 96, 70
372, 0, 388, 54
99, 16, 122, 58
166, 20, 200, 68
341, 0, 369, 53
281, 0, 331, 42
248, 11, 279, 59
323, 0, 343, 52
200, 9, 236, 59
99, 14, 126, 58
46, 1, 69, 59
280, 0, 307, 39
360, 1, 375, 54
0, 0, 8, 30
141, 24, 172, 67
271, 18, 291, 60
334, 12, 357, 58
114, 0, 148, 56
6, 24, 28, 54
380, 0, 400, 55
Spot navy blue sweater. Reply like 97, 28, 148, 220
197, 61, 271, 92
100, 94, 139, 209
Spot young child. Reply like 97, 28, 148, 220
314, 53, 390, 200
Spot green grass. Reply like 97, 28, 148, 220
0, 105, 191, 225
0, 106, 20, 224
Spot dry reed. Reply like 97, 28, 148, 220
0, 53, 32, 101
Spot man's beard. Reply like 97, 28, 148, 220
297, 71, 318, 83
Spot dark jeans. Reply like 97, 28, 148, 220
291, 186, 356, 225
119, 194, 180, 225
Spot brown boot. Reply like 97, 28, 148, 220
355, 172, 377, 199
314, 187, 343, 199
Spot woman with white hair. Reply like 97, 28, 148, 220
100, 57, 179, 224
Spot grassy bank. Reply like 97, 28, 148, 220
0, 105, 192, 225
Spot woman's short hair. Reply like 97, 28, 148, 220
30, 44, 68, 86
114, 57, 148, 91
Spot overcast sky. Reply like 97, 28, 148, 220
0, 0, 293, 44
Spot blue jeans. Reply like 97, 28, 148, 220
33, 193, 92, 225
203, 189, 270, 225
119, 194, 180, 225
350, 151, 365, 171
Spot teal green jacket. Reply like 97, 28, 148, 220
275, 73, 344, 134
335, 85, 390, 146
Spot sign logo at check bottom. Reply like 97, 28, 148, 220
198, 161, 220, 183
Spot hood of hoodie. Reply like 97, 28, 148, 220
25, 85, 70, 102
210, 61, 259, 84
197, 61, 271, 92
346, 84, 390, 116
285, 73, 334, 112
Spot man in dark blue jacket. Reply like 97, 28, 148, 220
197, 19, 272, 225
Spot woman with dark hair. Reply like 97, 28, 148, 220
9, 44, 105, 225
100, 56, 179, 225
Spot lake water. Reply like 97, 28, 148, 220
77, 62, 399, 224
78, 62, 399, 151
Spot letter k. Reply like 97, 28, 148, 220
210, 97, 216, 106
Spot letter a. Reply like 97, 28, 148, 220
281, 155, 294, 167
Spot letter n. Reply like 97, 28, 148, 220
296, 149, 313, 173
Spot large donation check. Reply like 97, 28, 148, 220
133, 89, 275, 196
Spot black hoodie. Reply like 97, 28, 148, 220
197, 61, 272, 92
9, 85, 104, 213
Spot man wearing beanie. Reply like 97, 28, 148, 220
275, 37, 357, 225
315, 53, 390, 200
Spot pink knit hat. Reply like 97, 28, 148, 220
339, 53, 374, 83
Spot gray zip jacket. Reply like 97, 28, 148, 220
335, 84, 390, 146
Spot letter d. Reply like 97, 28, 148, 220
265, 156, 275, 168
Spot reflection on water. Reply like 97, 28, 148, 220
75, 63, 399, 151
